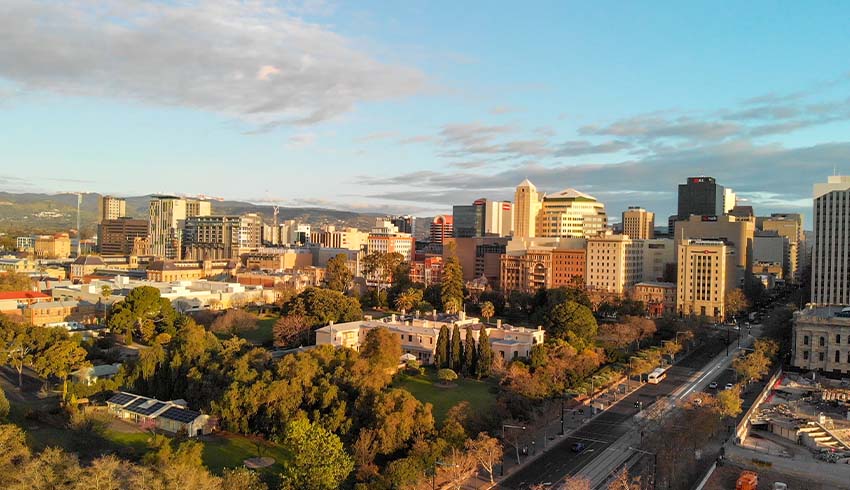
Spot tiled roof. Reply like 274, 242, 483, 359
0, 291, 50, 300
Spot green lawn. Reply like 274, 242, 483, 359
201, 432, 289, 475
214, 314, 277, 345
393, 370, 497, 422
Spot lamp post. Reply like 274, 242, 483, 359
502, 424, 527, 465
629, 356, 641, 388
628, 446, 658, 489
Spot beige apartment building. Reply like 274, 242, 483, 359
34, 233, 72, 259
513, 179, 541, 239
99, 196, 126, 222
149, 196, 211, 259
674, 214, 754, 275
676, 239, 737, 320
792, 306, 850, 374
310, 226, 368, 251
500, 238, 587, 294
585, 234, 642, 297
315, 314, 545, 364
536, 188, 608, 239
622, 207, 654, 239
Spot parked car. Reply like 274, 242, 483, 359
709, 381, 718, 389
571, 442, 586, 453
725, 383, 735, 391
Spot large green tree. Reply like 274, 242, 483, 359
548, 301, 598, 347
440, 256, 464, 311
108, 286, 176, 344
463, 326, 477, 376
435, 325, 449, 368
450, 324, 463, 372
0, 272, 32, 292
476, 327, 492, 378
282, 287, 362, 327
325, 254, 353, 292
280, 418, 353, 490
31, 338, 88, 401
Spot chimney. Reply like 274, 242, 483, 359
537, 325, 542, 331
391, 313, 396, 323
364, 315, 372, 321
329, 320, 334, 326
432, 309, 437, 320
497, 319, 502, 329
401, 308, 406, 315
460, 311, 466, 321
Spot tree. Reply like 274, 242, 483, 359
725, 288, 749, 320
476, 327, 492, 378
0, 319, 39, 387
108, 286, 176, 344
32, 339, 88, 401
450, 324, 463, 371
394, 288, 423, 313
360, 327, 403, 374
716, 386, 743, 418
273, 313, 311, 348
480, 301, 495, 323
0, 424, 31, 478
440, 255, 464, 310
221, 467, 268, 490
282, 287, 362, 327
622, 315, 656, 349
444, 297, 462, 316
325, 253, 353, 292
608, 467, 641, 490
466, 432, 503, 483
438, 368, 458, 385
549, 301, 598, 347
562, 477, 592, 490
363, 252, 404, 290
280, 418, 353, 490
210, 309, 257, 336
0, 271, 32, 292
463, 326, 477, 376
0, 385, 8, 420
435, 325, 450, 368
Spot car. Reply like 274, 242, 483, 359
724, 383, 734, 391
708, 381, 718, 389
571, 442, 586, 453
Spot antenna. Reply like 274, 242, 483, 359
75, 192, 82, 257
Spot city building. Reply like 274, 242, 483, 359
723, 188, 737, 214
500, 238, 586, 294
390, 215, 416, 235
451, 237, 509, 285
410, 256, 444, 286
585, 234, 642, 297
622, 207, 654, 239
729, 205, 755, 223
676, 239, 737, 320
149, 196, 211, 259
145, 259, 236, 282
759, 213, 804, 283
637, 238, 677, 283
479, 199, 513, 237
310, 225, 368, 251
22, 299, 97, 326
536, 188, 608, 239
674, 214, 754, 279
513, 179, 541, 239
452, 203, 486, 238
99, 196, 126, 222
811, 176, 850, 305
70, 255, 106, 282
99, 217, 149, 256
633, 282, 676, 317
181, 214, 262, 261
16, 236, 34, 252
753, 231, 788, 280
792, 306, 850, 374
34, 233, 71, 259
429, 215, 454, 245
677, 176, 726, 220
315, 313, 545, 364
368, 219, 415, 261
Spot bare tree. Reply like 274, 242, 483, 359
465, 432, 503, 483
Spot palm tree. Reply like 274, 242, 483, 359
480, 301, 495, 324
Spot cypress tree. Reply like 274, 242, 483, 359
435, 325, 449, 368
463, 326, 477, 376
451, 324, 463, 372
476, 326, 492, 378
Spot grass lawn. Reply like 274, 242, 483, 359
201, 432, 289, 475
393, 370, 497, 422
214, 314, 278, 345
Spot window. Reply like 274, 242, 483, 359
820, 337, 826, 347
804, 335, 809, 345
838, 334, 842, 344
836, 350, 841, 363
408, 335, 413, 342
803, 351, 809, 360
819, 352, 825, 362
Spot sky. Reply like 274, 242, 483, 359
2, 0, 850, 226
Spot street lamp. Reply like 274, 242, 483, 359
502, 424, 527, 466
627, 446, 658, 489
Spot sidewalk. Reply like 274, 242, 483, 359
724, 440, 850, 489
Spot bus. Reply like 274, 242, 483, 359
647, 367, 668, 384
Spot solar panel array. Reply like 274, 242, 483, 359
126, 399, 166, 416
107, 392, 137, 406
159, 407, 201, 423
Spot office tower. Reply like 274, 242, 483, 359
99, 218, 149, 255
430, 215, 454, 245
149, 196, 211, 259
513, 179, 541, 238
674, 214, 754, 277
760, 213, 804, 282
476, 199, 512, 237
676, 239, 737, 320
724, 188, 737, 214
452, 203, 486, 238
537, 188, 608, 238
99, 196, 126, 222
585, 234, 642, 296
677, 176, 725, 220
391, 215, 416, 235
622, 207, 654, 239
812, 176, 850, 305
368, 218, 414, 261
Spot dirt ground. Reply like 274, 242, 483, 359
703, 462, 832, 490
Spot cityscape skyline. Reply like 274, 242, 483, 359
2, 1, 850, 223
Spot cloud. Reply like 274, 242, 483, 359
489, 105, 522, 115
286, 132, 317, 148
554, 140, 632, 157
0, 0, 426, 127
356, 131, 399, 143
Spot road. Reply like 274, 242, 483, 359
499, 337, 728, 489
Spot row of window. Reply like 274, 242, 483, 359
801, 350, 850, 363
802, 334, 849, 346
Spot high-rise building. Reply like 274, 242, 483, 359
149, 196, 211, 259
368, 219, 414, 261
430, 215, 454, 245
723, 188, 737, 214
99, 196, 126, 222
452, 204, 486, 238
677, 176, 725, 220
513, 179, 541, 239
536, 188, 608, 238
391, 215, 416, 235
622, 207, 654, 239
674, 214, 754, 279
759, 213, 804, 282
99, 218, 149, 256
181, 213, 262, 260
812, 176, 850, 305
585, 234, 642, 296
676, 239, 737, 320
478, 199, 512, 237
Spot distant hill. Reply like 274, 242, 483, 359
0, 191, 385, 237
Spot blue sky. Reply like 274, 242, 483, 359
2, 1, 850, 226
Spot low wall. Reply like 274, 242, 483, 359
736, 368, 783, 443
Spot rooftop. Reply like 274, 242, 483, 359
545, 187, 597, 201
0, 291, 50, 301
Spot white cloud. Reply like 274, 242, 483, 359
0, 0, 426, 127
286, 132, 317, 148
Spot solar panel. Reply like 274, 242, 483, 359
126, 399, 166, 416
107, 393, 137, 406
159, 407, 201, 423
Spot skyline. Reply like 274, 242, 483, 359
3, 1, 850, 223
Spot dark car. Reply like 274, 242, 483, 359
571, 442, 586, 452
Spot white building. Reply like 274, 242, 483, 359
585, 234, 642, 296
811, 176, 850, 305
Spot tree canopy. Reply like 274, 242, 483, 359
282, 287, 362, 327
325, 254, 353, 292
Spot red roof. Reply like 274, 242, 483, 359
0, 291, 51, 301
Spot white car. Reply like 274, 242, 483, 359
724, 383, 734, 391
708, 381, 718, 389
